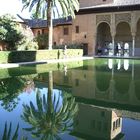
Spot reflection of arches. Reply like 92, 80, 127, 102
115, 22, 132, 55
114, 73, 131, 94
96, 22, 112, 54
96, 72, 111, 92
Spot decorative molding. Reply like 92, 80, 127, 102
115, 13, 131, 26
135, 11, 140, 23
96, 15, 111, 26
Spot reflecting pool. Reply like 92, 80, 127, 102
0, 58, 140, 140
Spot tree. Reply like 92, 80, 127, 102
21, 0, 79, 50
0, 14, 24, 50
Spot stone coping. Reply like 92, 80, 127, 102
0, 57, 93, 69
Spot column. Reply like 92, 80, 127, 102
112, 35, 115, 56
111, 13, 116, 56
132, 33, 136, 56
131, 12, 136, 57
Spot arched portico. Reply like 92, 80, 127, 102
115, 22, 132, 56
96, 22, 112, 55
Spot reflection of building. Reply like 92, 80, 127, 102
53, 59, 140, 113
72, 103, 123, 140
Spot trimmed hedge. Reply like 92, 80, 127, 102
0, 49, 83, 63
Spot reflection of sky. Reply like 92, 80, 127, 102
0, 87, 76, 140
122, 118, 140, 140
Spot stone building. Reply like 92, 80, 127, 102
23, 0, 140, 56
74, 0, 140, 56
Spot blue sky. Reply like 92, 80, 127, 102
0, 0, 30, 18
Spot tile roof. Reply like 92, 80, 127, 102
22, 17, 72, 28
80, 0, 140, 10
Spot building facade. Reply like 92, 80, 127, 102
74, 0, 140, 56
24, 0, 140, 56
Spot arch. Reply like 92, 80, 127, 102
115, 22, 132, 56
135, 18, 140, 54
96, 22, 112, 55
116, 21, 131, 29
114, 62, 131, 95
96, 21, 111, 29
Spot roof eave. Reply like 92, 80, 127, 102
76, 4, 140, 15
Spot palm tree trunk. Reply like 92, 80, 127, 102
47, 0, 53, 50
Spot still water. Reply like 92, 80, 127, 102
0, 58, 140, 140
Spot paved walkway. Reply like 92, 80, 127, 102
0, 56, 93, 69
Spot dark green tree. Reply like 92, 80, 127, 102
0, 14, 24, 50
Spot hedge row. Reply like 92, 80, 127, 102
0, 49, 83, 63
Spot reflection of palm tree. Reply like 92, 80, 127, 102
1, 122, 27, 140
1, 122, 19, 140
21, 89, 78, 139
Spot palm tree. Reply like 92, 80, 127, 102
21, 0, 79, 50
21, 89, 78, 139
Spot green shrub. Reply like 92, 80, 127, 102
0, 49, 83, 63
35, 34, 48, 49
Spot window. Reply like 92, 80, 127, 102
42, 29, 45, 34
53, 42, 56, 45
76, 26, 79, 33
103, 0, 106, 1
37, 30, 41, 35
113, 121, 116, 131
63, 27, 69, 35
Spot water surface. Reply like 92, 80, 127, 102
0, 58, 140, 140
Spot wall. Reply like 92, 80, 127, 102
53, 25, 72, 45
72, 14, 96, 55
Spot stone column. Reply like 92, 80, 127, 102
131, 12, 136, 57
132, 33, 136, 56
112, 35, 115, 55
111, 13, 116, 56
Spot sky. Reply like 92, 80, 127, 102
0, 0, 31, 19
